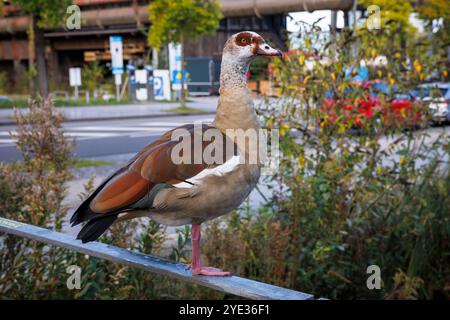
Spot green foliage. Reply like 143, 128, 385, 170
72, 159, 113, 169
415, 0, 450, 65
147, 0, 222, 48
0, 71, 8, 95
0, 98, 132, 109
1, 9, 449, 300
82, 62, 105, 97
0, 98, 225, 299
170, 225, 191, 263
166, 106, 204, 114
0, 98, 74, 298
415, 0, 450, 22
249, 57, 270, 81
148, 0, 222, 108
202, 22, 450, 300
360, 0, 413, 30
11, 0, 71, 27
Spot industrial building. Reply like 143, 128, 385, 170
0, 0, 355, 94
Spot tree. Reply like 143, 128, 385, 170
359, 0, 415, 58
82, 62, 105, 100
148, 0, 222, 107
11, 0, 71, 98
415, 0, 450, 65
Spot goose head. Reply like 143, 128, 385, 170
220, 31, 281, 89
222, 31, 282, 65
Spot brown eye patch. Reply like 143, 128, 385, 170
235, 32, 253, 47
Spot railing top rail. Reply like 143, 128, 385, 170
0, 217, 314, 300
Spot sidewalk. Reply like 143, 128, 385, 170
0, 96, 218, 125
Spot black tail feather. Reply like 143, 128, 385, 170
70, 167, 127, 226
71, 203, 104, 227
76, 214, 118, 243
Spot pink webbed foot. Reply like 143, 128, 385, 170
193, 267, 231, 276
187, 224, 231, 276
185, 264, 231, 276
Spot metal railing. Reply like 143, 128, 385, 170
0, 217, 314, 300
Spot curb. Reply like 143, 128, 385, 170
0, 111, 216, 126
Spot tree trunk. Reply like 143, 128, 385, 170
34, 15, 49, 98
28, 16, 36, 99
180, 33, 186, 108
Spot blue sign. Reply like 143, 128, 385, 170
153, 76, 163, 98
172, 70, 187, 85
344, 66, 368, 82
110, 35, 124, 75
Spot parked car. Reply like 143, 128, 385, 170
416, 83, 450, 124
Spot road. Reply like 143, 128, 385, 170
1, 113, 449, 164
0, 114, 214, 162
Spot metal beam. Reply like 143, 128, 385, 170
0, 217, 314, 300
0, 0, 356, 34
221, 0, 355, 16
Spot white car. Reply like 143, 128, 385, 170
418, 83, 450, 124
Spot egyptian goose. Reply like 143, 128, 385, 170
71, 31, 281, 276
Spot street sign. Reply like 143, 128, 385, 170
84, 51, 97, 62
153, 69, 171, 101
69, 68, 81, 87
109, 36, 124, 75
135, 69, 148, 101
169, 43, 186, 90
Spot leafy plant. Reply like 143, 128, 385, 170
170, 225, 191, 263
202, 19, 450, 300
148, 0, 222, 108
82, 62, 105, 99
0, 98, 222, 299
0, 71, 9, 94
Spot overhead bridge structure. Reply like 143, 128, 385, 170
0, 0, 357, 89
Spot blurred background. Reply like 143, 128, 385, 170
0, 0, 449, 300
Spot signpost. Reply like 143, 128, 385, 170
110, 36, 124, 101
135, 69, 148, 101
169, 43, 187, 99
69, 67, 81, 101
153, 69, 171, 101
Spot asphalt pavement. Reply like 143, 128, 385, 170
0, 114, 214, 162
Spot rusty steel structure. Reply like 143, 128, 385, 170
0, 0, 355, 33
0, 0, 356, 89
221, 0, 354, 16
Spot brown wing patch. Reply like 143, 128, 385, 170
135, 124, 233, 182
90, 170, 152, 213
88, 124, 237, 214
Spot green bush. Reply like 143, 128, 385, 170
0, 98, 223, 299
203, 22, 450, 299
82, 61, 105, 98
1, 14, 449, 300
0, 71, 9, 95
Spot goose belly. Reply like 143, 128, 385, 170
148, 160, 260, 226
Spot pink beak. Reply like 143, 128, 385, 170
256, 43, 282, 57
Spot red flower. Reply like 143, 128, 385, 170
344, 104, 352, 111
390, 99, 412, 113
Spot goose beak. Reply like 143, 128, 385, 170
256, 43, 282, 57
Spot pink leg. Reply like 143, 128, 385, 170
185, 224, 230, 276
